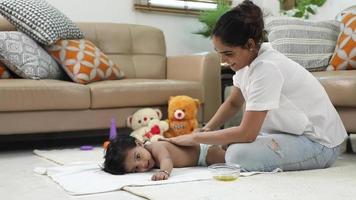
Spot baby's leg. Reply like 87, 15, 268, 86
206, 145, 226, 165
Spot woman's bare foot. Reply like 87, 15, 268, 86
206, 145, 226, 165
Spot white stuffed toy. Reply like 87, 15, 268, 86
127, 108, 168, 142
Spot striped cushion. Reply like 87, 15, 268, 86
265, 17, 340, 71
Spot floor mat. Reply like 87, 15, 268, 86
33, 147, 104, 165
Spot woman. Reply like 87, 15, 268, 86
162, 0, 347, 172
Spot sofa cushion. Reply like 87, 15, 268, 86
265, 17, 340, 71
0, 79, 90, 111
88, 79, 204, 109
0, 31, 63, 79
47, 39, 125, 84
0, 0, 84, 45
0, 61, 11, 78
77, 23, 166, 79
329, 12, 356, 70
313, 70, 356, 107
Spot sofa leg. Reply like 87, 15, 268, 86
346, 134, 354, 153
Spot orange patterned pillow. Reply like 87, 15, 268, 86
47, 39, 125, 84
0, 62, 12, 79
329, 13, 356, 70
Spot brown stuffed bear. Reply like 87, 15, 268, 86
164, 95, 200, 138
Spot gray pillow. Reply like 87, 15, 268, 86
265, 17, 340, 71
0, 0, 84, 45
0, 61, 12, 79
0, 31, 64, 79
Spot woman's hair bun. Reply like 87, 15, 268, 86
242, 0, 254, 5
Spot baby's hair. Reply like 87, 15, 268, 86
212, 0, 264, 47
103, 132, 137, 175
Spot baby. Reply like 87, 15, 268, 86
103, 132, 226, 181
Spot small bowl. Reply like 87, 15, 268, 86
208, 163, 240, 181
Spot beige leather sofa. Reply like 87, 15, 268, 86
0, 20, 221, 135
313, 70, 356, 151
313, 70, 356, 134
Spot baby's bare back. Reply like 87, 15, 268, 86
148, 141, 200, 167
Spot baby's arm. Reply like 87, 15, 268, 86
149, 144, 173, 181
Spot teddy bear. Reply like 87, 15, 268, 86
164, 95, 200, 138
127, 108, 169, 142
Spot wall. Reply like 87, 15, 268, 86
46, 0, 213, 56
135, 12, 213, 57
310, 0, 355, 20
47, 0, 134, 23
233, 0, 356, 20
46, 0, 355, 56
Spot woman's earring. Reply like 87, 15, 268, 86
249, 48, 253, 52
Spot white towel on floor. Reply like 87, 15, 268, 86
33, 148, 104, 165
34, 163, 282, 196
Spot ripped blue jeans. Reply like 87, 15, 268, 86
225, 133, 340, 172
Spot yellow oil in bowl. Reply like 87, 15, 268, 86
208, 163, 240, 182
213, 175, 238, 181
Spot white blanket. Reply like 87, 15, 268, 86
31, 148, 356, 200
35, 163, 281, 195
33, 147, 104, 165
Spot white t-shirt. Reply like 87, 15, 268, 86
232, 43, 347, 148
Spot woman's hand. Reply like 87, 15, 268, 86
159, 133, 198, 146
193, 126, 211, 133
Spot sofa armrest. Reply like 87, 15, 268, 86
167, 52, 221, 123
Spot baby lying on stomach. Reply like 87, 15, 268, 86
103, 132, 226, 181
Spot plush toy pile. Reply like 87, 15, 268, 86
126, 95, 200, 141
